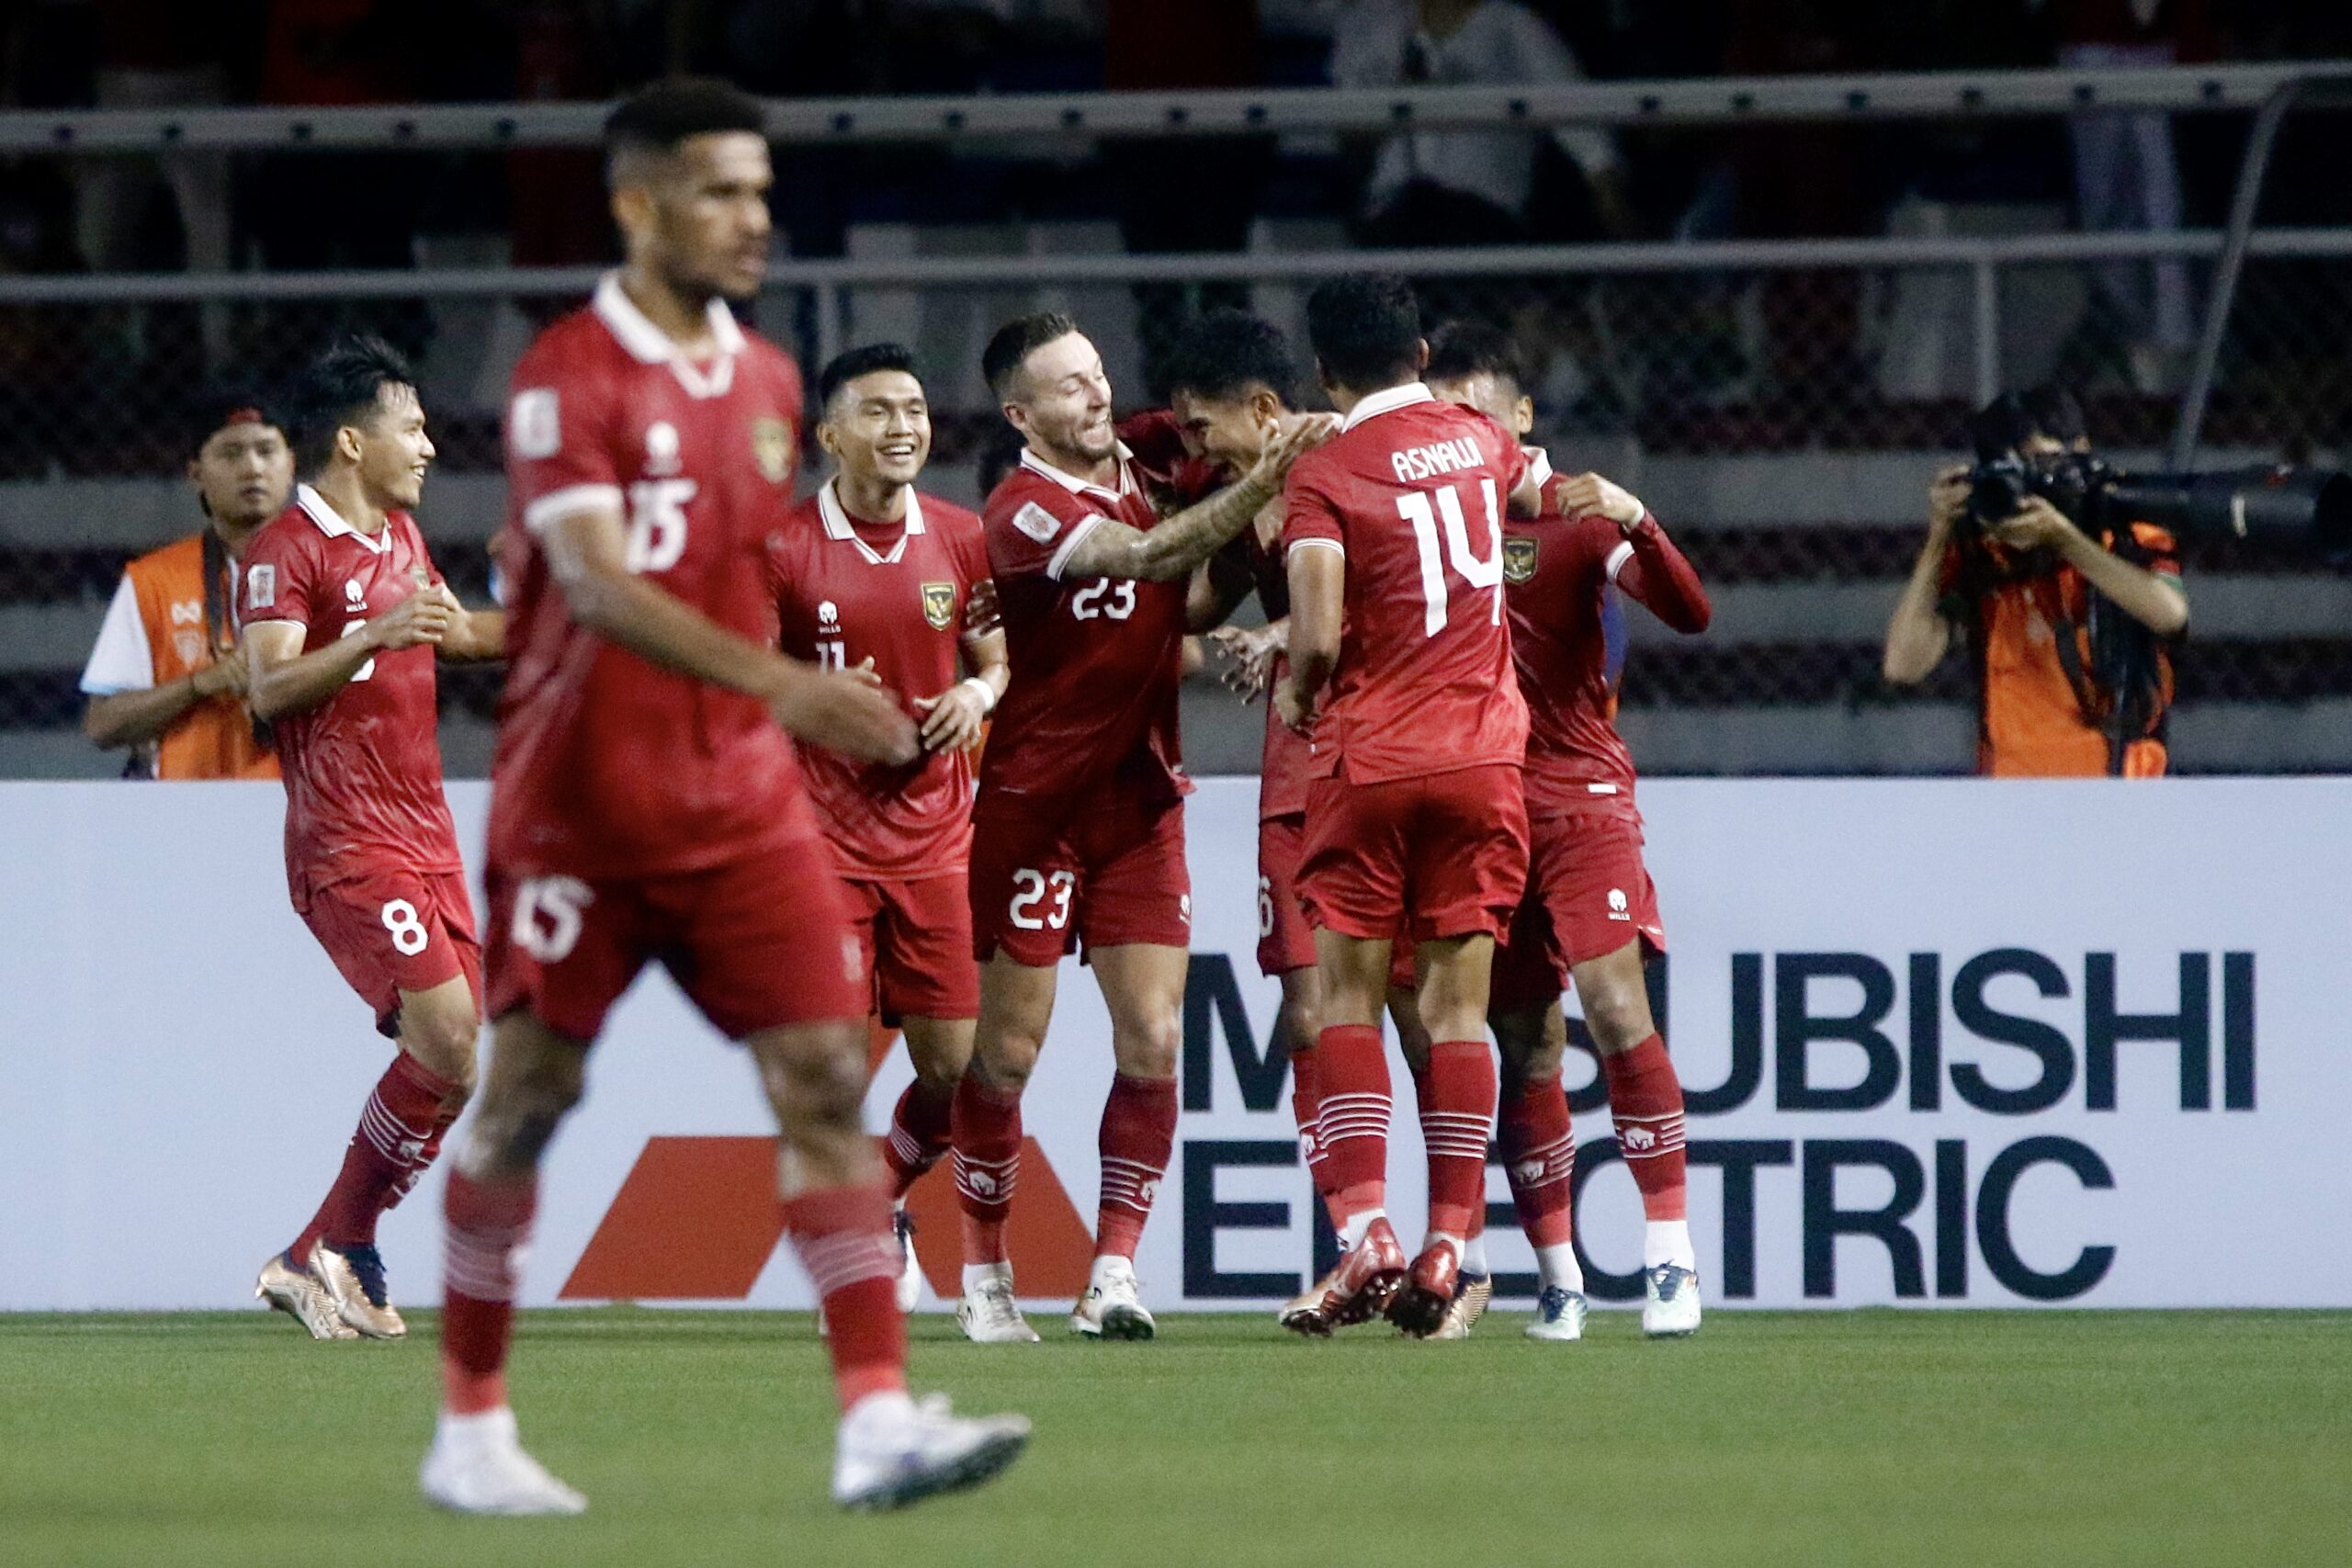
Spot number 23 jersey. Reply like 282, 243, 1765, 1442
491, 274, 817, 880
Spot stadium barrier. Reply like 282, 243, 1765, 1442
5, 775, 2346, 1313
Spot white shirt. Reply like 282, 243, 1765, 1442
80, 572, 157, 695
1331, 0, 1619, 221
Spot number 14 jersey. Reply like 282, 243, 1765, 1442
1281, 381, 1532, 784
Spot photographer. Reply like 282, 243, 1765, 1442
1883, 387, 2188, 776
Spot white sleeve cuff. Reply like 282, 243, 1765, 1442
1288, 537, 1345, 560
1522, 447, 1554, 490
1603, 539, 1635, 583
1045, 513, 1106, 581
523, 482, 626, 535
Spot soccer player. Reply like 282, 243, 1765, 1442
240, 337, 504, 1342
949, 310, 1329, 1343
81, 390, 291, 779
422, 80, 1027, 1516
1426, 319, 1713, 1339
1278, 275, 1554, 1338
766, 342, 1009, 1307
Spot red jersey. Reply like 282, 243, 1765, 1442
1506, 507, 1707, 817
1282, 383, 1531, 785
490, 274, 817, 879
766, 480, 995, 878
239, 485, 462, 892
977, 441, 1188, 808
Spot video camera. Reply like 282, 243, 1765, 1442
1968, 450, 2352, 558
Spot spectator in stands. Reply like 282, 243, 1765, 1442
80, 391, 293, 779
1332, 0, 1635, 248
1882, 386, 2188, 777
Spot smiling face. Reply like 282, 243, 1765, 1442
1170, 386, 1278, 479
190, 420, 293, 532
347, 382, 435, 511
617, 130, 775, 305
1003, 332, 1115, 469
820, 368, 932, 491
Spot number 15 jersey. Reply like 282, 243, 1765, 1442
1282, 381, 1531, 784
491, 273, 816, 881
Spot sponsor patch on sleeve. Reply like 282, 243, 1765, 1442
245, 562, 275, 610
510, 389, 560, 460
1012, 502, 1063, 545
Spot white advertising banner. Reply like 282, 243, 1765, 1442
1, 776, 2346, 1312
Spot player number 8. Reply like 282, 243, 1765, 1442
380, 899, 430, 957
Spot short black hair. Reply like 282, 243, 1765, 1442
187, 379, 283, 459
1160, 309, 1298, 410
604, 76, 766, 170
817, 342, 921, 413
1968, 383, 2089, 461
1425, 319, 1532, 395
1306, 275, 1422, 391
983, 311, 1080, 400
287, 336, 416, 474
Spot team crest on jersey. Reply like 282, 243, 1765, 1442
921, 582, 956, 630
752, 417, 794, 486
1502, 536, 1539, 585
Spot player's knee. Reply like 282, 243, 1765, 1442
404, 1014, 481, 1090
756, 1032, 868, 1129
1111, 1008, 1181, 1078
905, 1022, 976, 1089
973, 1027, 1043, 1090
1275, 994, 1319, 1053
1582, 977, 1654, 1055
1494, 1007, 1563, 1084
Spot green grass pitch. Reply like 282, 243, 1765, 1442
4, 1309, 2346, 1568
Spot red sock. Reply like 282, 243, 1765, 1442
882, 1078, 955, 1200
785, 1181, 908, 1412
1498, 1073, 1576, 1247
1289, 1043, 1340, 1217
440, 1168, 535, 1416
295, 1053, 464, 1258
951, 1076, 1023, 1266
1094, 1074, 1177, 1260
1312, 1023, 1390, 1232
1601, 1034, 1688, 1221
1419, 1040, 1497, 1240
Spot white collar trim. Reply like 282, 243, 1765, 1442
818, 479, 924, 566
1019, 442, 1135, 506
593, 271, 744, 400
1340, 381, 1437, 434
295, 483, 389, 555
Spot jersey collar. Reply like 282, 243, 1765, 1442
294, 483, 390, 556
593, 271, 745, 400
818, 478, 925, 566
1019, 443, 1136, 507
1339, 380, 1436, 434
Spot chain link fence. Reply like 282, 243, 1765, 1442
6, 241, 2352, 777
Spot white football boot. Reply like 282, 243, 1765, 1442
1642, 1263, 1702, 1337
1069, 1256, 1155, 1340
892, 1207, 922, 1314
955, 1271, 1039, 1344
1526, 1284, 1589, 1341
420, 1407, 588, 1517
832, 1391, 1031, 1511
254, 1250, 356, 1340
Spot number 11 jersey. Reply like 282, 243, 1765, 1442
491, 273, 816, 881
1281, 381, 1532, 784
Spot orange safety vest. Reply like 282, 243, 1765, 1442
122, 533, 277, 781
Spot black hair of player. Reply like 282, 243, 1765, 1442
1425, 319, 1532, 399
288, 335, 415, 476
1969, 384, 2087, 460
983, 311, 1081, 401
604, 77, 767, 172
977, 424, 1029, 502
187, 380, 284, 460
1160, 309, 1298, 410
1306, 275, 1422, 391
818, 342, 921, 415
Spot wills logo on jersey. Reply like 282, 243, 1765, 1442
921, 582, 956, 630
751, 418, 794, 486
1503, 536, 1539, 585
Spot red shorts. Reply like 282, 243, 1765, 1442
1299, 763, 1529, 944
1490, 808, 1667, 1011
1255, 814, 1318, 977
483, 836, 865, 1043
842, 873, 980, 1023
969, 794, 1191, 967
294, 866, 480, 1038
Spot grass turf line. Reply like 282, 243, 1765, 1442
1, 1309, 2346, 1568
